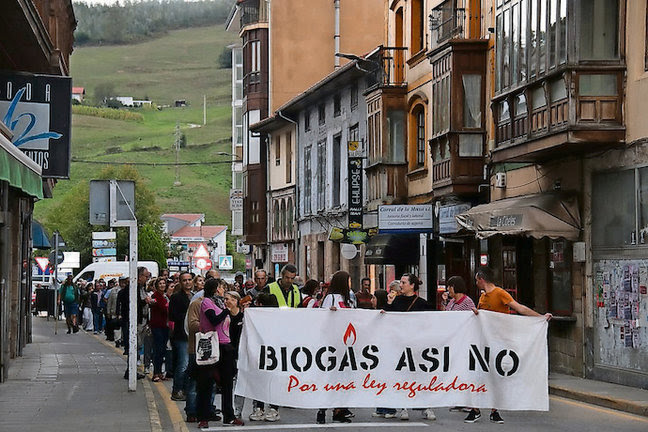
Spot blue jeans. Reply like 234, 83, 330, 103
151, 327, 169, 375
93, 309, 104, 332
172, 339, 188, 393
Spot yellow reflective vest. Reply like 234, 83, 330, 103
268, 281, 301, 308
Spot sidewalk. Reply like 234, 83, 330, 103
0, 315, 151, 432
549, 372, 648, 417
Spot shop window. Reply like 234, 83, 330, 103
549, 239, 572, 315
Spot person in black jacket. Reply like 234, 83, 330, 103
168, 272, 193, 401
384, 273, 436, 421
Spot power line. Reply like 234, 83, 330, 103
70, 158, 240, 166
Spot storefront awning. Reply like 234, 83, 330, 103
32, 220, 51, 249
455, 192, 581, 240
364, 234, 420, 265
0, 132, 43, 199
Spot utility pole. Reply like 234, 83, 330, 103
174, 122, 181, 186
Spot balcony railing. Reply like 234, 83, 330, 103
366, 46, 408, 89
430, 0, 466, 51
240, 0, 268, 27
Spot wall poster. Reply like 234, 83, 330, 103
593, 260, 648, 373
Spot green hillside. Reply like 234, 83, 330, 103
35, 25, 239, 226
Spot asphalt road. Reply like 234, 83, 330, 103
193, 395, 648, 431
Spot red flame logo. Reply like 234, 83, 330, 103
343, 323, 357, 346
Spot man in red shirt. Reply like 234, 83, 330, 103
465, 267, 552, 424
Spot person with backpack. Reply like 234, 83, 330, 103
58, 274, 79, 334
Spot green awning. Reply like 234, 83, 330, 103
0, 145, 43, 199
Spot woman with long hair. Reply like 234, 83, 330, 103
317, 271, 354, 424
149, 277, 169, 382
196, 279, 244, 428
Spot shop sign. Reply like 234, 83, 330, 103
271, 243, 289, 263
0, 72, 72, 178
329, 227, 378, 245
378, 205, 434, 233
439, 203, 472, 234
347, 152, 363, 229
489, 214, 522, 228
230, 189, 243, 211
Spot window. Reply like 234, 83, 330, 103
458, 134, 482, 157
275, 135, 281, 166
592, 170, 636, 247
273, 201, 280, 239
281, 200, 286, 238
317, 140, 326, 210
332, 135, 341, 207
415, 107, 426, 167
318, 104, 326, 125
411, 0, 425, 54
334, 94, 341, 117
579, 0, 619, 60
304, 110, 311, 131
251, 40, 261, 72
350, 83, 358, 109
387, 110, 406, 163
287, 198, 294, 235
348, 123, 359, 142
579, 74, 617, 96
286, 131, 292, 183
462, 75, 482, 128
304, 147, 312, 214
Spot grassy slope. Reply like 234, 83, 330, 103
35, 25, 238, 226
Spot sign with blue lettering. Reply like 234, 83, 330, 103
0, 72, 72, 178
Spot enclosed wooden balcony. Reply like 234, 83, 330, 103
430, 133, 484, 197
492, 68, 625, 163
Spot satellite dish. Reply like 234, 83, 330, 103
341, 244, 358, 260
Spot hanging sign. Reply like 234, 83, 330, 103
347, 141, 363, 229
0, 72, 72, 178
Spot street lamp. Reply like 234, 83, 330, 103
335, 52, 381, 73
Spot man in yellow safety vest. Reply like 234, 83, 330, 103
264, 264, 301, 308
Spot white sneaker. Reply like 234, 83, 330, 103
384, 412, 397, 419
264, 408, 280, 422
423, 408, 436, 420
399, 409, 409, 420
249, 407, 264, 421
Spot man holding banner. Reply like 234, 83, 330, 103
465, 267, 553, 424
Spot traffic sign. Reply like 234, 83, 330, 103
195, 258, 212, 271
218, 255, 233, 270
35, 257, 50, 272
193, 243, 210, 258
48, 250, 64, 266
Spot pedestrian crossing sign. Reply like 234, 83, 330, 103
218, 255, 233, 270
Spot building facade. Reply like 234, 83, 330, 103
0, 0, 75, 382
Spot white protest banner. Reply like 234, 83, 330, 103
236, 308, 548, 410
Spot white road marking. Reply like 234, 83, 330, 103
203, 422, 430, 431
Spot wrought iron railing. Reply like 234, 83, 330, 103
429, 0, 466, 50
240, 0, 269, 27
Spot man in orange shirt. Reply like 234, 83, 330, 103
465, 266, 552, 424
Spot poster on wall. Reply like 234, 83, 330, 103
594, 260, 648, 364
0, 72, 72, 178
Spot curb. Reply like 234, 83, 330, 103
549, 384, 648, 417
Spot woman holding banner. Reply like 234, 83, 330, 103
316, 271, 355, 424
383, 273, 437, 421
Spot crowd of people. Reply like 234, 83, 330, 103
56, 264, 551, 427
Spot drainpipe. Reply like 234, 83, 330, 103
277, 110, 299, 268
334, 0, 340, 69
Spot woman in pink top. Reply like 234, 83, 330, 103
196, 278, 244, 428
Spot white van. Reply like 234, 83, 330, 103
73, 261, 159, 284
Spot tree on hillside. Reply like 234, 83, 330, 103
44, 165, 167, 267
94, 82, 115, 105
